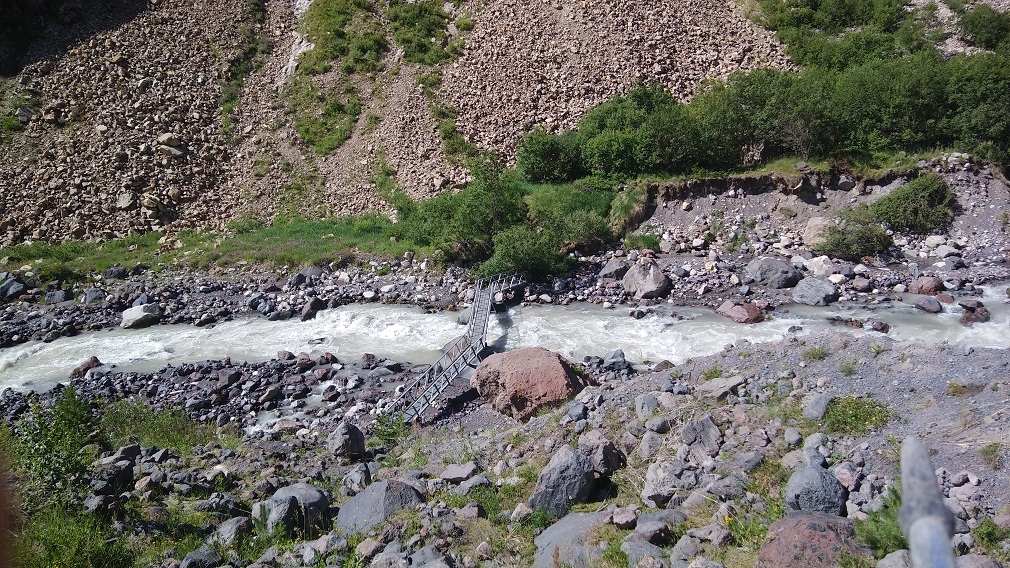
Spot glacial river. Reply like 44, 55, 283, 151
2, 288, 1010, 392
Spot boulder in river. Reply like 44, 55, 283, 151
915, 296, 942, 314
621, 258, 671, 299
959, 299, 990, 326
121, 303, 162, 329
792, 278, 838, 306
715, 299, 763, 323
471, 347, 590, 421
908, 276, 944, 295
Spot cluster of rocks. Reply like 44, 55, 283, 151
441, 0, 791, 154
0, 0, 255, 245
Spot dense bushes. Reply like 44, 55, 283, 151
871, 173, 954, 233
387, 155, 633, 277
960, 4, 1010, 51
516, 51, 1010, 183
812, 173, 953, 259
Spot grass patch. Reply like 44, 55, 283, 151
625, 232, 661, 251
823, 396, 894, 435
298, 0, 386, 75
854, 482, 906, 558
945, 381, 984, 397
101, 399, 212, 453
286, 76, 362, 154
973, 517, 1010, 562
386, 0, 459, 65
802, 346, 829, 361
701, 365, 723, 381
981, 442, 1003, 469
840, 360, 858, 376
13, 505, 133, 568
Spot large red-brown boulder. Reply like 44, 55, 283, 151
908, 276, 944, 295
756, 512, 873, 568
470, 347, 591, 421
716, 300, 764, 323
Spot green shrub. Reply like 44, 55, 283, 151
871, 173, 955, 233
854, 483, 907, 558
516, 128, 584, 183
386, 0, 453, 64
973, 517, 1010, 559
478, 223, 569, 278
439, 119, 478, 162
12, 387, 99, 505
823, 396, 894, 435
814, 205, 893, 260
802, 346, 829, 361
625, 233, 660, 251
981, 442, 1003, 469
960, 4, 1010, 50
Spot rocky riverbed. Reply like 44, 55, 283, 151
4, 322, 1010, 567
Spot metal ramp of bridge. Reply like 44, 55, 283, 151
386, 272, 526, 423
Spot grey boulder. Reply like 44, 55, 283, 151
327, 421, 366, 458
784, 466, 848, 515
180, 547, 223, 568
532, 511, 608, 568
745, 258, 802, 289
335, 479, 424, 533
622, 259, 671, 299
121, 303, 162, 329
528, 445, 596, 517
792, 278, 838, 306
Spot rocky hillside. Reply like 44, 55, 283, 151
0, 0, 789, 246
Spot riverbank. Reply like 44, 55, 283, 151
3, 322, 1010, 567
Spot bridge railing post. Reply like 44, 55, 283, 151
899, 436, 956, 568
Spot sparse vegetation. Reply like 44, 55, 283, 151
286, 77, 362, 155
701, 365, 723, 381
101, 399, 212, 453
854, 483, 907, 558
814, 205, 894, 260
981, 442, 1003, 469
973, 517, 1010, 561
823, 396, 894, 435
802, 346, 829, 361
840, 359, 858, 376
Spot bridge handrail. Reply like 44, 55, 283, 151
384, 272, 526, 420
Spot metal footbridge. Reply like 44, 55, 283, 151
386, 272, 526, 423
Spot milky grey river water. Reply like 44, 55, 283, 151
3, 288, 1010, 392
